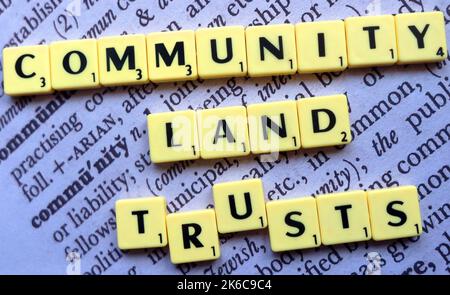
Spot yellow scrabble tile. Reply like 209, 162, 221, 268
395, 12, 448, 64
197, 106, 250, 159
115, 197, 167, 250
166, 209, 220, 264
246, 24, 297, 77
3, 45, 52, 96
247, 100, 300, 153
147, 30, 198, 83
266, 197, 321, 252
295, 20, 348, 73
367, 186, 422, 241
50, 39, 100, 90
196, 26, 247, 79
147, 110, 200, 163
213, 178, 267, 234
345, 15, 397, 67
97, 34, 148, 86
297, 94, 351, 148
316, 190, 372, 245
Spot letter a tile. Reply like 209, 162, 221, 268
116, 197, 167, 250
197, 106, 250, 159
166, 209, 220, 264
213, 178, 267, 234
367, 186, 422, 241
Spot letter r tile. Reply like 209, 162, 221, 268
116, 197, 167, 250
166, 209, 220, 264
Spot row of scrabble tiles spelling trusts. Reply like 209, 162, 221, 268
116, 179, 422, 264
3, 12, 448, 96
147, 94, 351, 163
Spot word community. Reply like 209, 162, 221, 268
115, 179, 423, 265
147, 94, 351, 163
3, 12, 447, 96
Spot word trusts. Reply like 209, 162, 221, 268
3, 12, 447, 96
115, 179, 422, 264
147, 94, 351, 163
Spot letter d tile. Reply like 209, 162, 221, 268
297, 94, 351, 148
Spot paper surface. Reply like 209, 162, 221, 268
0, 0, 449, 275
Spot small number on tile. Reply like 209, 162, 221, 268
259, 216, 264, 227
341, 131, 348, 142
40, 77, 46, 87
136, 68, 142, 80
185, 64, 192, 76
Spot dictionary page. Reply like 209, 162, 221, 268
0, 0, 449, 275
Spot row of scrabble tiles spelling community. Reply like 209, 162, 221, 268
3, 12, 448, 96
147, 94, 351, 163
116, 179, 423, 264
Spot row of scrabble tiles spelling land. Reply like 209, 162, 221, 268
116, 179, 422, 264
3, 12, 448, 96
147, 94, 350, 163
